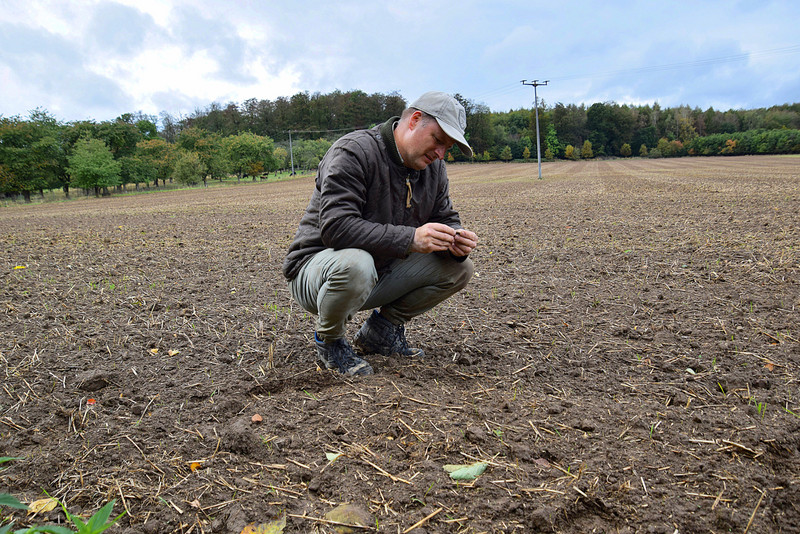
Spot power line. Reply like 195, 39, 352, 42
549, 44, 800, 83
473, 44, 800, 107
284, 126, 361, 175
287, 127, 357, 134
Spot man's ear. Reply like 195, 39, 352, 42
407, 110, 423, 130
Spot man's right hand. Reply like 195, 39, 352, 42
410, 223, 458, 253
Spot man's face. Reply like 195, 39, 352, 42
400, 112, 455, 171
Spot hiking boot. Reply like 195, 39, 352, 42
315, 333, 374, 376
354, 310, 425, 358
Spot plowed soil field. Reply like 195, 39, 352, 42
2, 155, 799, 533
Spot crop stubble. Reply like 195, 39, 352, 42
1, 155, 799, 533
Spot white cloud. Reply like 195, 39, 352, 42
1, 0, 798, 122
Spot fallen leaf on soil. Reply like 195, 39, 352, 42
168, 349, 181, 356
251, 414, 263, 423
149, 348, 159, 354
443, 461, 488, 480
27, 497, 58, 515
240, 516, 286, 534
86, 398, 96, 405
13, 266, 26, 270
189, 499, 201, 508
324, 504, 373, 534
325, 452, 343, 463
765, 362, 774, 371
189, 461, 203, 471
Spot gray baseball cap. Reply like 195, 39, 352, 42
410, 91, 473, 158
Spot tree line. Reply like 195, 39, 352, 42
177, 92, 800, 160
3, 90, 799, 201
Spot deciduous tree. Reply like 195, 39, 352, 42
581, 140, 594, 159
67, 137, 121, 196
223, 132, 277, 180
173, 150, 204, 185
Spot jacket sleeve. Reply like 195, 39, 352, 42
317, 143, 415, 258
428, 164, 462, 229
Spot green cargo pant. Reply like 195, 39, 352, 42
288, 248, 474, 342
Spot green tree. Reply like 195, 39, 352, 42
586, 102, 634, 156
620, 143, 632, 157
544, 124, 562, 158
291, 137, 332, 171
0, 112, 66, 201
67, 137, 121, 196
136, 138, 176, 187
273, 146, 289, 169
194, 134, 228, 185
173, 150, 204, 185
454, 94, 492, 159
522, 146, 531, 160
677, 117, 698, 143
581, 140, 594, 159
96, 116, 144, 159
499, 145, 513, 162
656, 138, 671, 156
639, 144, 648, 157
564, 144, 576, 160
552, 103, 587, 149
223, 132, 277, 180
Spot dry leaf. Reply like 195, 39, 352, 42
325, 452, 343, 463
168, 349, 181, 356
13, 266, 26, 270
189, 461, 203, 472
251, 414, 263, 423
189, 499, 201, 509
86, 398, 96, 405
324, 504, 373, 534
765, 362, 775, 371
149, 348, 159, 354
27, 497, 58, 515
240, 516, 286, 534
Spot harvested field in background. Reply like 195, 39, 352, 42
1, 155, 799, 533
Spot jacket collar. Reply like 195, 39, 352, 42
379, 117, 404, 167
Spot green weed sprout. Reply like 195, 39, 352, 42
0, 492, 124, 534
58, 499, 125, 534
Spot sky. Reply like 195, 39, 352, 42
1, 0, 799, 124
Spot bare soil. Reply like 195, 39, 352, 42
1, 155, 799, 534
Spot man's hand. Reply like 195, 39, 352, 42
410, 223, 478, 256
449, 228, 478, 257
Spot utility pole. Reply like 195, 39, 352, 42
521, 80, 548, 179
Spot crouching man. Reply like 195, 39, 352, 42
281, 92, 478, 376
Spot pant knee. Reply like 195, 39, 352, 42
450, 257, 474, 290
335, 249, 378, 288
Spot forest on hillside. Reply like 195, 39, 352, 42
175, 90, 800, 160
2, 90, 799, 201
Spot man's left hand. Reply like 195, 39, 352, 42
449, 228, 478, 257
